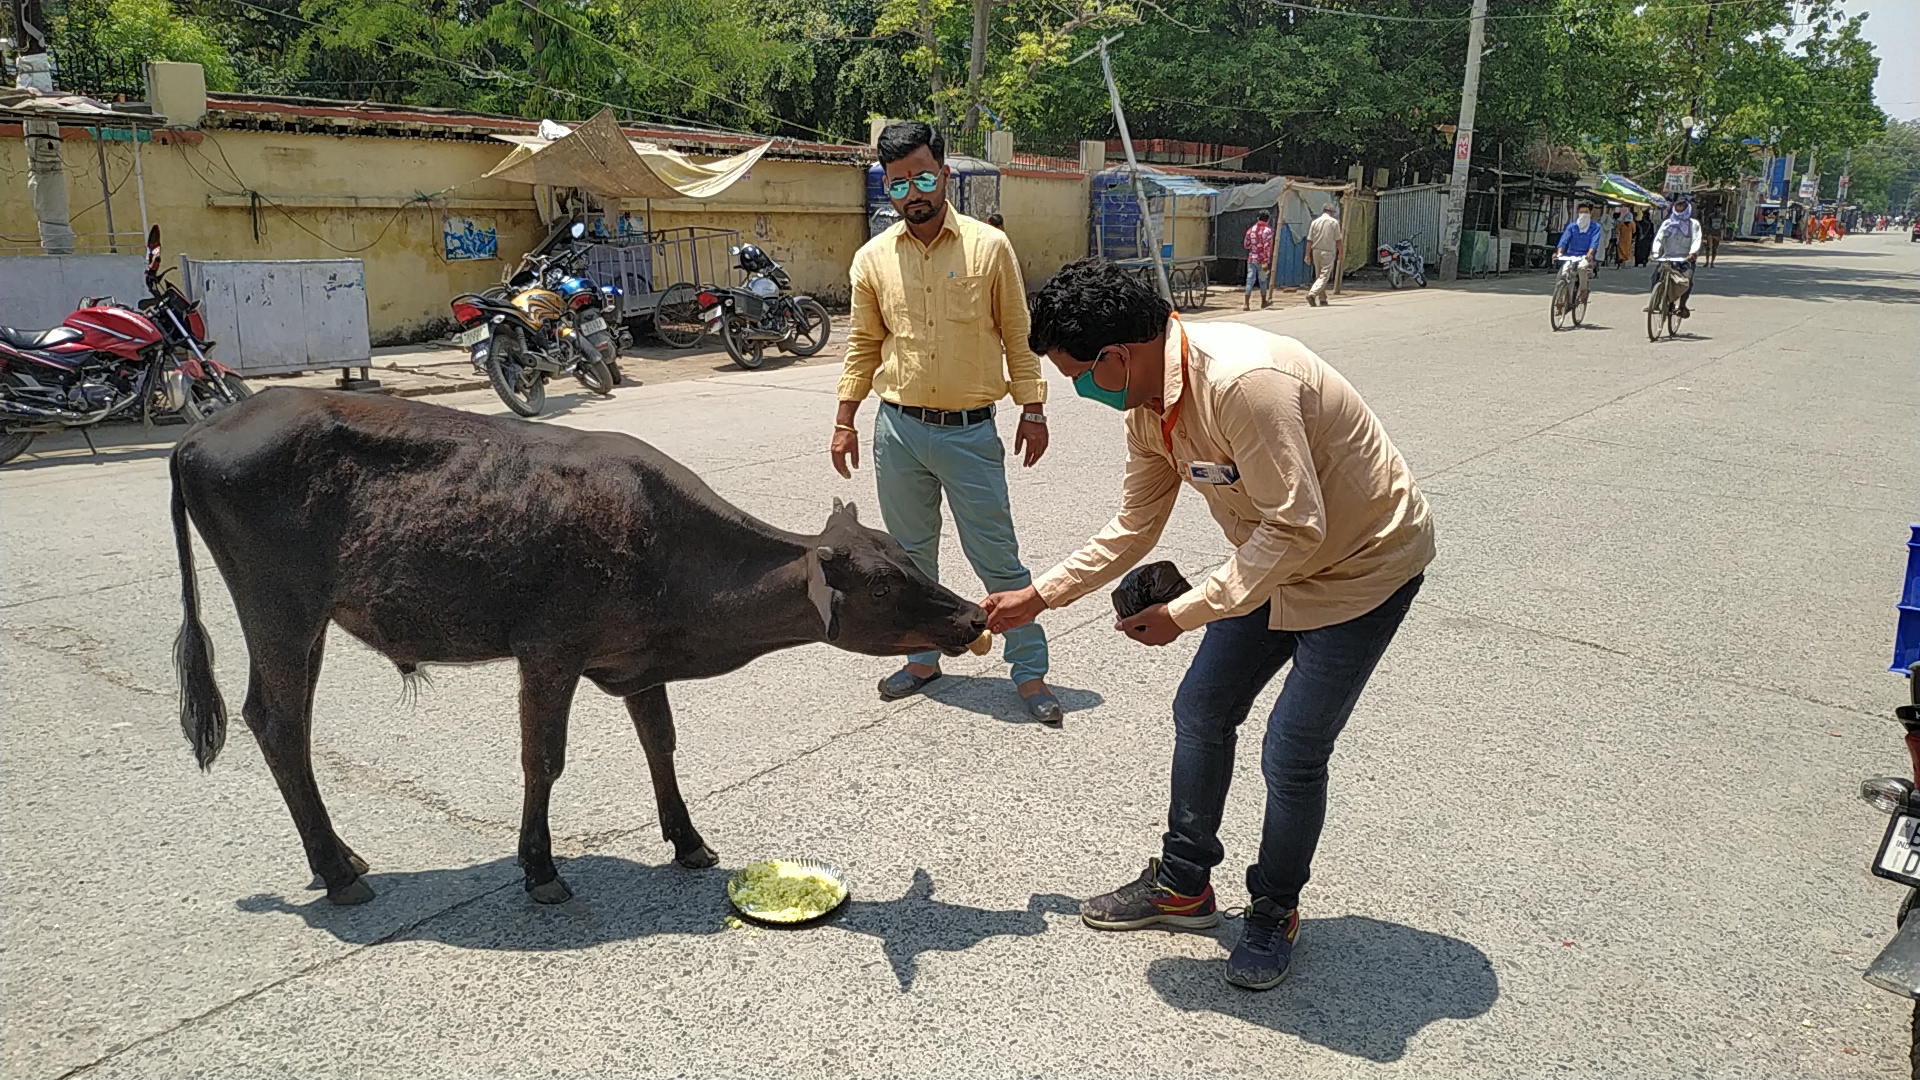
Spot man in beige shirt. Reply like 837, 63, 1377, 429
1304, 201, 1343, 307
832, 121, 1061, 724
983, 257, 1432, 989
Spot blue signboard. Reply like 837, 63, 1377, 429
443, 216, 498, 261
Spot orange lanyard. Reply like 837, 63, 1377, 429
1160, 313, 1188, 457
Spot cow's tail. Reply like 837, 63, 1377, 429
171, 450, 228, 770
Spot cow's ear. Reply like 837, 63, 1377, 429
805, 547, 840, 639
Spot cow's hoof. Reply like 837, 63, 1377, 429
327, 877, 376, 906
676, 844, 720, 869
527, 877, 574, 905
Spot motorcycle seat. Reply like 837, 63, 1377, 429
0, 326, 84, 350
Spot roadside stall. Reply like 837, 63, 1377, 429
1091, 165, 1219, 311
482, 109, 770, 347
1217, 175, 1353, 291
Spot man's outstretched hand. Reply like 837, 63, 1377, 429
982, 586, 1047, 634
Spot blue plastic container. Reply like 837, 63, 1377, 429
1893, 524, 1920, 675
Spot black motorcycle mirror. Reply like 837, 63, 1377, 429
146, 225, 162, 277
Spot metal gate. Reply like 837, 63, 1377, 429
182, 258, 372, 375
1377, 185, 1449, 268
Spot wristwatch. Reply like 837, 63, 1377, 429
1020, 412, 1047, 425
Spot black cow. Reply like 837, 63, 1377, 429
170, 388, 987, 905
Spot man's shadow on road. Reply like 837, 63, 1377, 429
919, 673, 1104, 726
237, 857, 1074, 991
1146, 915, 1498, 1063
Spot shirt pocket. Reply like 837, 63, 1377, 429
945, 275, 987, 324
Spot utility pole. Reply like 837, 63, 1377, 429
1074, 32, 1172, 303
12, 0, 75, 254
1438, 0, 1488, 282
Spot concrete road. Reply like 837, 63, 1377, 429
3, 235, 1915, 1079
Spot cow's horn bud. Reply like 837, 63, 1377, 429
816, 545, 836, 561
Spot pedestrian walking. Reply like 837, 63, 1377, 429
1615, 209, 1635, 268
1243, 211, 1275, 310
830, 121, 1062, 725
1633, 208, 1655, 266
986, 257, 1434, 990
1304, 202, 1342, 307
1601, 207, 1619, 269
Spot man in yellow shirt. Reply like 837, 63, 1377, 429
984, 258, 1433, 989
831, 122, 1061, 725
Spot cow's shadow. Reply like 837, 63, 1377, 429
235, 857, 1073, 991
1146, 915, 1498, 1062
920, 674, 1105, 726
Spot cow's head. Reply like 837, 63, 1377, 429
805, 499, 988, 656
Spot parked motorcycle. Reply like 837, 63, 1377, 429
548, 243, 625, 386
698, 244, 831, 371
1377, 239, 1428, 289
1861, 660, 1920, 1078
0, 261, 197, 466
137, 226, 251, 422
451, 222, 614, 417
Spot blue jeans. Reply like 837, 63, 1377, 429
1244, 261, 1270, 295
872, 402, 1048, 685
1157, 574, 1423, 907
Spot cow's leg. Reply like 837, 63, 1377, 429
515, 658, 578, 904
242, 625, 371, 905
625, 686, 717, 868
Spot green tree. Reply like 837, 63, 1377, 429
52, 0, 239, 98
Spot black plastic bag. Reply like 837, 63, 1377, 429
1111, 560, 1192, 619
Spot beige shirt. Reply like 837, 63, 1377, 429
1033, 319, 1434, 632
837, 210, 1048, 411
1306, 212, 1342, 257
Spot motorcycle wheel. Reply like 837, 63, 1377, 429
0, 430, 35, 467
574, 357, 615, 397
486, 333, 546, 417
722, 318, 765, 370
588, 329, 623, 385
654, 282, 705, 350
788, 299, 832, 358
1414, 270, 1428, 287
1386, 266, 1402, 290
179, 372, 253, 424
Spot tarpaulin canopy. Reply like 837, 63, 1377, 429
1593, 173, 1667, 208
484, 108, 769, 200
1218, 175, 1346, 215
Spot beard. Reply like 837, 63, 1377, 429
902, 197, 942, 224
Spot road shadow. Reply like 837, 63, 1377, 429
920, 672, 1105, 726
236, 857, 1073, 991
1146, 915, 1497, 1063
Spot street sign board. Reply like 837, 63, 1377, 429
1664, 165, 1695, 195
1798, 174, 1817, 201
1453, 128, 1473, 164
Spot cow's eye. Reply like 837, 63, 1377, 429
872, 584, 891, 598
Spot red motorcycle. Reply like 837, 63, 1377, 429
0, 226, 246, 466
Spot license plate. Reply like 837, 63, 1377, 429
455, 325, 489, 348
1875, 813, 1920, 887
578, 314, 606, 335
701, 306, 722, 322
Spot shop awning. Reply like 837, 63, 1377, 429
484, 108, 768, 200
1592, 173, 1666, 208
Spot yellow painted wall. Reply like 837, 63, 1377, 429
1000, 171, 1090, 288
0, 127, 545, 342
2, 126, 1103, 339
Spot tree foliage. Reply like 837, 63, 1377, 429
30, 0, 1897, 187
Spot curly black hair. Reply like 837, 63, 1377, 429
1027, 257, 1172, 363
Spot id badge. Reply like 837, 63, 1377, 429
1186, 460, 1240, 485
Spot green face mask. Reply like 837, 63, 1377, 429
1073, 352, 1129, 410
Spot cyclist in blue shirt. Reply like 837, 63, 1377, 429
1554, 199, 1603, 305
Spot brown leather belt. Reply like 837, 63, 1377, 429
886, 401, 993, 427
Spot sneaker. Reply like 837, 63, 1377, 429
1080, 858, 1219, 931
1224, 896, 1300, 990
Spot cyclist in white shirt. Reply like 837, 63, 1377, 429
1647, 196, 1703, 318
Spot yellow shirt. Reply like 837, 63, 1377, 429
1033, 319, 1434, 632
837, 210, 1048, 410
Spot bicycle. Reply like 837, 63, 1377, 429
1550, 254, 1591, 331
1646, 258, 1690, 341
